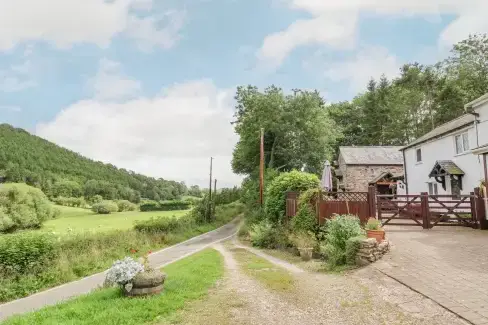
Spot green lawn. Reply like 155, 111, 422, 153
3, 248, 224, 325
43, 206, 189, 234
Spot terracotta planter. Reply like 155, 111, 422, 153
298, 247, 313, 261
367, 229, 385, 243
123, 270, 166, 297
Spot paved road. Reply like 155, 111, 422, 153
375, 226, 488, 325
0, 217, 241, 321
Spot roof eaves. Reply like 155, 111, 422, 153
465, 92, 488, 110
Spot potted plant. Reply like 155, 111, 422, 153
290, 231, 317, 261
105, 251, 166, 297
365, 218, 385, 243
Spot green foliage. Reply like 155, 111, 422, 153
213, 187, 241, 206
264, 171, 319, 223
241, 168, 279, 209
0, 183, 58, 232
292, 204, 316, 233
231, 86, 340, 175
365, 218, 382, 231
0, 124, 189, 202
289, 231, 317, 249
91, 201, 119, 214
249, 219, 288, 249
52, 196, 87, 208
134, 215, 192, 233
345, 236, 365, 265
0, 232, 59, 275
115, 200, 137, 212
322, 215, 365, 267
87, 194, 103, 205
140, 200, 190, 212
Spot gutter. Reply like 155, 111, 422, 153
402, 149, 408, 194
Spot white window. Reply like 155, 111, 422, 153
455, 133, 469, 154
428, 182, 438, 195
416, 148, 422, 163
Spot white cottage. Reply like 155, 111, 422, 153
402, 92, 488, 195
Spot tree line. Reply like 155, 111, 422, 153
0, 124, 203, 202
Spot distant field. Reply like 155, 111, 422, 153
42, 206, 189, 234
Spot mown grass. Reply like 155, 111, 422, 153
0, 203, 244, 303
3, 249, 224, 325
42, 206, 188, 234
231, 247, 294, 291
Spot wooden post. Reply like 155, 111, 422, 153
213, 179, 217, 216
317, 189, 322, 225
469, 191, 477, 229
475, 187, 488, 230
208, 157, 213, 222
420, 192, 430, 229
259, 128, 264, 207
368, 186, 376, 220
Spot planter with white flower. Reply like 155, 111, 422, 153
105, 252, 166, 297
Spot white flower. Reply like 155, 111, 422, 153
105, 257, 144, 286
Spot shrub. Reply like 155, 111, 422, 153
88, 195, 104, 205
134, 216, 183, 233
321, 215, 365, 267
0, 232, 59, 275
249, 219, 288, 249
52, 196, 86, 208
0, 183, 58, 232
345, 236, 365, 265
292, 204, 317, 233
264, 171, 319, 224
365, 218, 382, 231
289, 231, 317, 249
140, 200, 190, 212
91, 201, 119, 214
116, 200, 137, 212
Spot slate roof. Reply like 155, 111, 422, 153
401, 114, 475, 150
339, 146, 404, 165
428, 160, 465, 178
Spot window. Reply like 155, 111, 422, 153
416, 148, 422, 163
455, 133, 469, 154
428, 182, 438, 195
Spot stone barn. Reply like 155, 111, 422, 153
335, 146, 404, 193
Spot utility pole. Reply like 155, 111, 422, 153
213, 179, 217, 216
209, 157, 213, 200
259, 128, 264, 206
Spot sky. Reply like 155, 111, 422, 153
1, 0, 487, 188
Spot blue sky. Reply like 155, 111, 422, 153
0, 0, 487, 186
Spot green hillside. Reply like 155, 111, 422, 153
0, 124, 190, 202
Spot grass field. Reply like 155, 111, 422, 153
3, 249, 224, 325
43, 206, 189, 234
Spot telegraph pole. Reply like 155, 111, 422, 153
259, 128, 264, 206
209, 157, 213, 200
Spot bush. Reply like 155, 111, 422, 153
0, 183, 59, 232
140, 200, 190, 212
292, 204, 317, 233
365, 218, 382, 230
52, 196, 86, 208
321, 215, 365, 267
264, 171, 319, 224
88, 195, 104, 205
345, 236, 365, 265
0, 232, 59, 275
91, 201, 119, 214
249, 219, 288, 249
116, 200, 137, 212
134, 216, 184, 233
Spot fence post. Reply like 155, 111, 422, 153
474, 187, 488, 230
368, 186, 376, 220
316, 189, 322, 226
420, 192, 430, 229
470, 191, 477, 229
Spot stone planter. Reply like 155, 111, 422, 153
298, 247, 313, 261
366, 229, 385, 243
124, 270, 166, 297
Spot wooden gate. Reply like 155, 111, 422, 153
316, 190, 374, 225
376, 189, 485, 229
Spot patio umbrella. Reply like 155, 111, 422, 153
321, 160, 333, 191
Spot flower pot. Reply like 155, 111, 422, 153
298, 247, 313, 261
123, 270, 166, 297
367, 229, 385, 243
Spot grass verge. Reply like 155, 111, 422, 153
3, 249, 224, 325
0, 202, 244, 303
231, 247, 294, 292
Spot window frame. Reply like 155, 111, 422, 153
415, 147, 422, 163
454, 132, 470, 155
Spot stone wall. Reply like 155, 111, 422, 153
356, 238, 390, 266
344, 165, 404, 192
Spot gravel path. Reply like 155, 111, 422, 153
0, 218, 241, 322
178, 242, 469, 325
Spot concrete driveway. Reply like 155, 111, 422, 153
375, 226, 488, 325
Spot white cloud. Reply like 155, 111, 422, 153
324, 46, 401, 92
0, 55, 36, 92
0, 0, 185, 51
88, 58, 142, 101
259, 0, 488, 67
36, 79, 243, 187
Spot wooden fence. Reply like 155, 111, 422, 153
286, 186, 488, 229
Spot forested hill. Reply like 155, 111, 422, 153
0, 124, 189, 202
